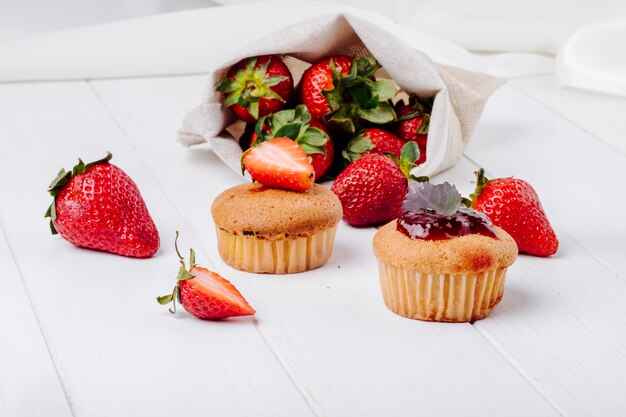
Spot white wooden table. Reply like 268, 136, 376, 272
1, 70, 626, 417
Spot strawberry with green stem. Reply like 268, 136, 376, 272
342, 128, 405, 165
469, 169, 558, 257
301, 55, 398, 134
157, 232, 255, 319
45, 152, 159, 258
251, 105, 334, 180
331, 141, 428, 227
395, 96, 433, 164
216, 55, 294, 123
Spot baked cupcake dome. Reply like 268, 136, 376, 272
211, 182, 342, 274
373, 221, 518, 322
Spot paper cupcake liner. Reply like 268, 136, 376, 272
215, 226, 338, 274
377, 261, 508, 322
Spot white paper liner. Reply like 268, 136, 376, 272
377, 262, 508, 322
215, 226, 338, 274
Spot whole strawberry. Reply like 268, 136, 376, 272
342, 128, 405, 165
251, 105, 334, 180
331, 142, 425, 227
301, 55, 397, 134
470, 169, 558, 257
157, 233, 255, 319
395, 96, 432, 164
216, 55, 294, 123
45, 153, 159, 258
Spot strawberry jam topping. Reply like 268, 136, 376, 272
397, 207, 498, 240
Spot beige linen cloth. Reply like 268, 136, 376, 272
178, 13, 503, 177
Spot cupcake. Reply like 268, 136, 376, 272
373, 182, 517, 322
211, 137, 342, 274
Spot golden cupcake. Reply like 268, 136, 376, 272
212, 182, 342, 274
372, 182, 518, 322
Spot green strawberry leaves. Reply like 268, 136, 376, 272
253, 105, 329, 156
322, 56, 398, 134
216, 56, 289, 117
45, 152, 113, 234
404, 182, 463, 215
157, 232, 197, 314
342, 134, 376, 164
469, 168, 492, 206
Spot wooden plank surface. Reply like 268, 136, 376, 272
0, 226, 72, 417
87, 75, 564, 417
0, 82, 316, 417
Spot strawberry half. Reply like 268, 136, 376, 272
250, 105, 334, 180
331, 142, 427, 226
242, 137, 314, 192
157, 233, 255, 319
470, 169, 558, 257
45, 152, 159, 258
301, 55, 398, 134
342, 128, 405, 165
216, 55, 294, 123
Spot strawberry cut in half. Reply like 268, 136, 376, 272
250, 105, 334, 180
216, 55, 294, 123
242, 137, 314, 192
469, 169, 558, 257
342, 128, 405, 166
157, 232, 255, 320
45, 152, 160, 258
301, 55, 398, 134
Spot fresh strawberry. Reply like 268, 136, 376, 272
242, 137, 314, 192
45, 153, 159, 258
301, 55, 398, 134
342, 128, 405, 165
395, 97, 432, 164
216, 55, 294, 123
331, 142, 426, 226
250, 105, 334, 180
469, 169, 558, 256
157, 233, 255, 319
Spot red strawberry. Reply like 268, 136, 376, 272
45, 153, 159, 258
470, 169, 558, 257
216, 55, 294, 123
342, 128, 405, 165
242, 137, 314, 192
301, 55, 398, 134
157, 233, 255, 319
250, 105, 334, 180
395, 97, 432, 164
331, 142, 425, 226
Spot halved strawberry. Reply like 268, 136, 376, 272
157, 233, 255, 320
250, 105, 334, 180
242, 137, 314, 192
216, 55, 294, 123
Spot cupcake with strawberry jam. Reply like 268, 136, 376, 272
211, 137, 342, 274
373, 182, 518, 322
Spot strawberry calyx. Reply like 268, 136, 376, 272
44, 152, 113, 235
396, 96, 433, 135
342, 132, 376, 164
323, 56, 397, 134
253, 105, 329, 157
156, 232, 197, 314
385, 142, 429, 182
216, 56, 288, 120
468, 168, 492, 206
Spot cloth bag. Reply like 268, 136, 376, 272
178, 13, 503, 177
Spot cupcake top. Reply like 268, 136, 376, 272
211, 182, 342, 239
373, 182, 517, 274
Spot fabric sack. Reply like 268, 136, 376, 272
178, 13, 503, 177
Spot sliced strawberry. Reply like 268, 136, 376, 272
243, 137, 314, 192
250, 105, 334, 180
157, 233, 255, 320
